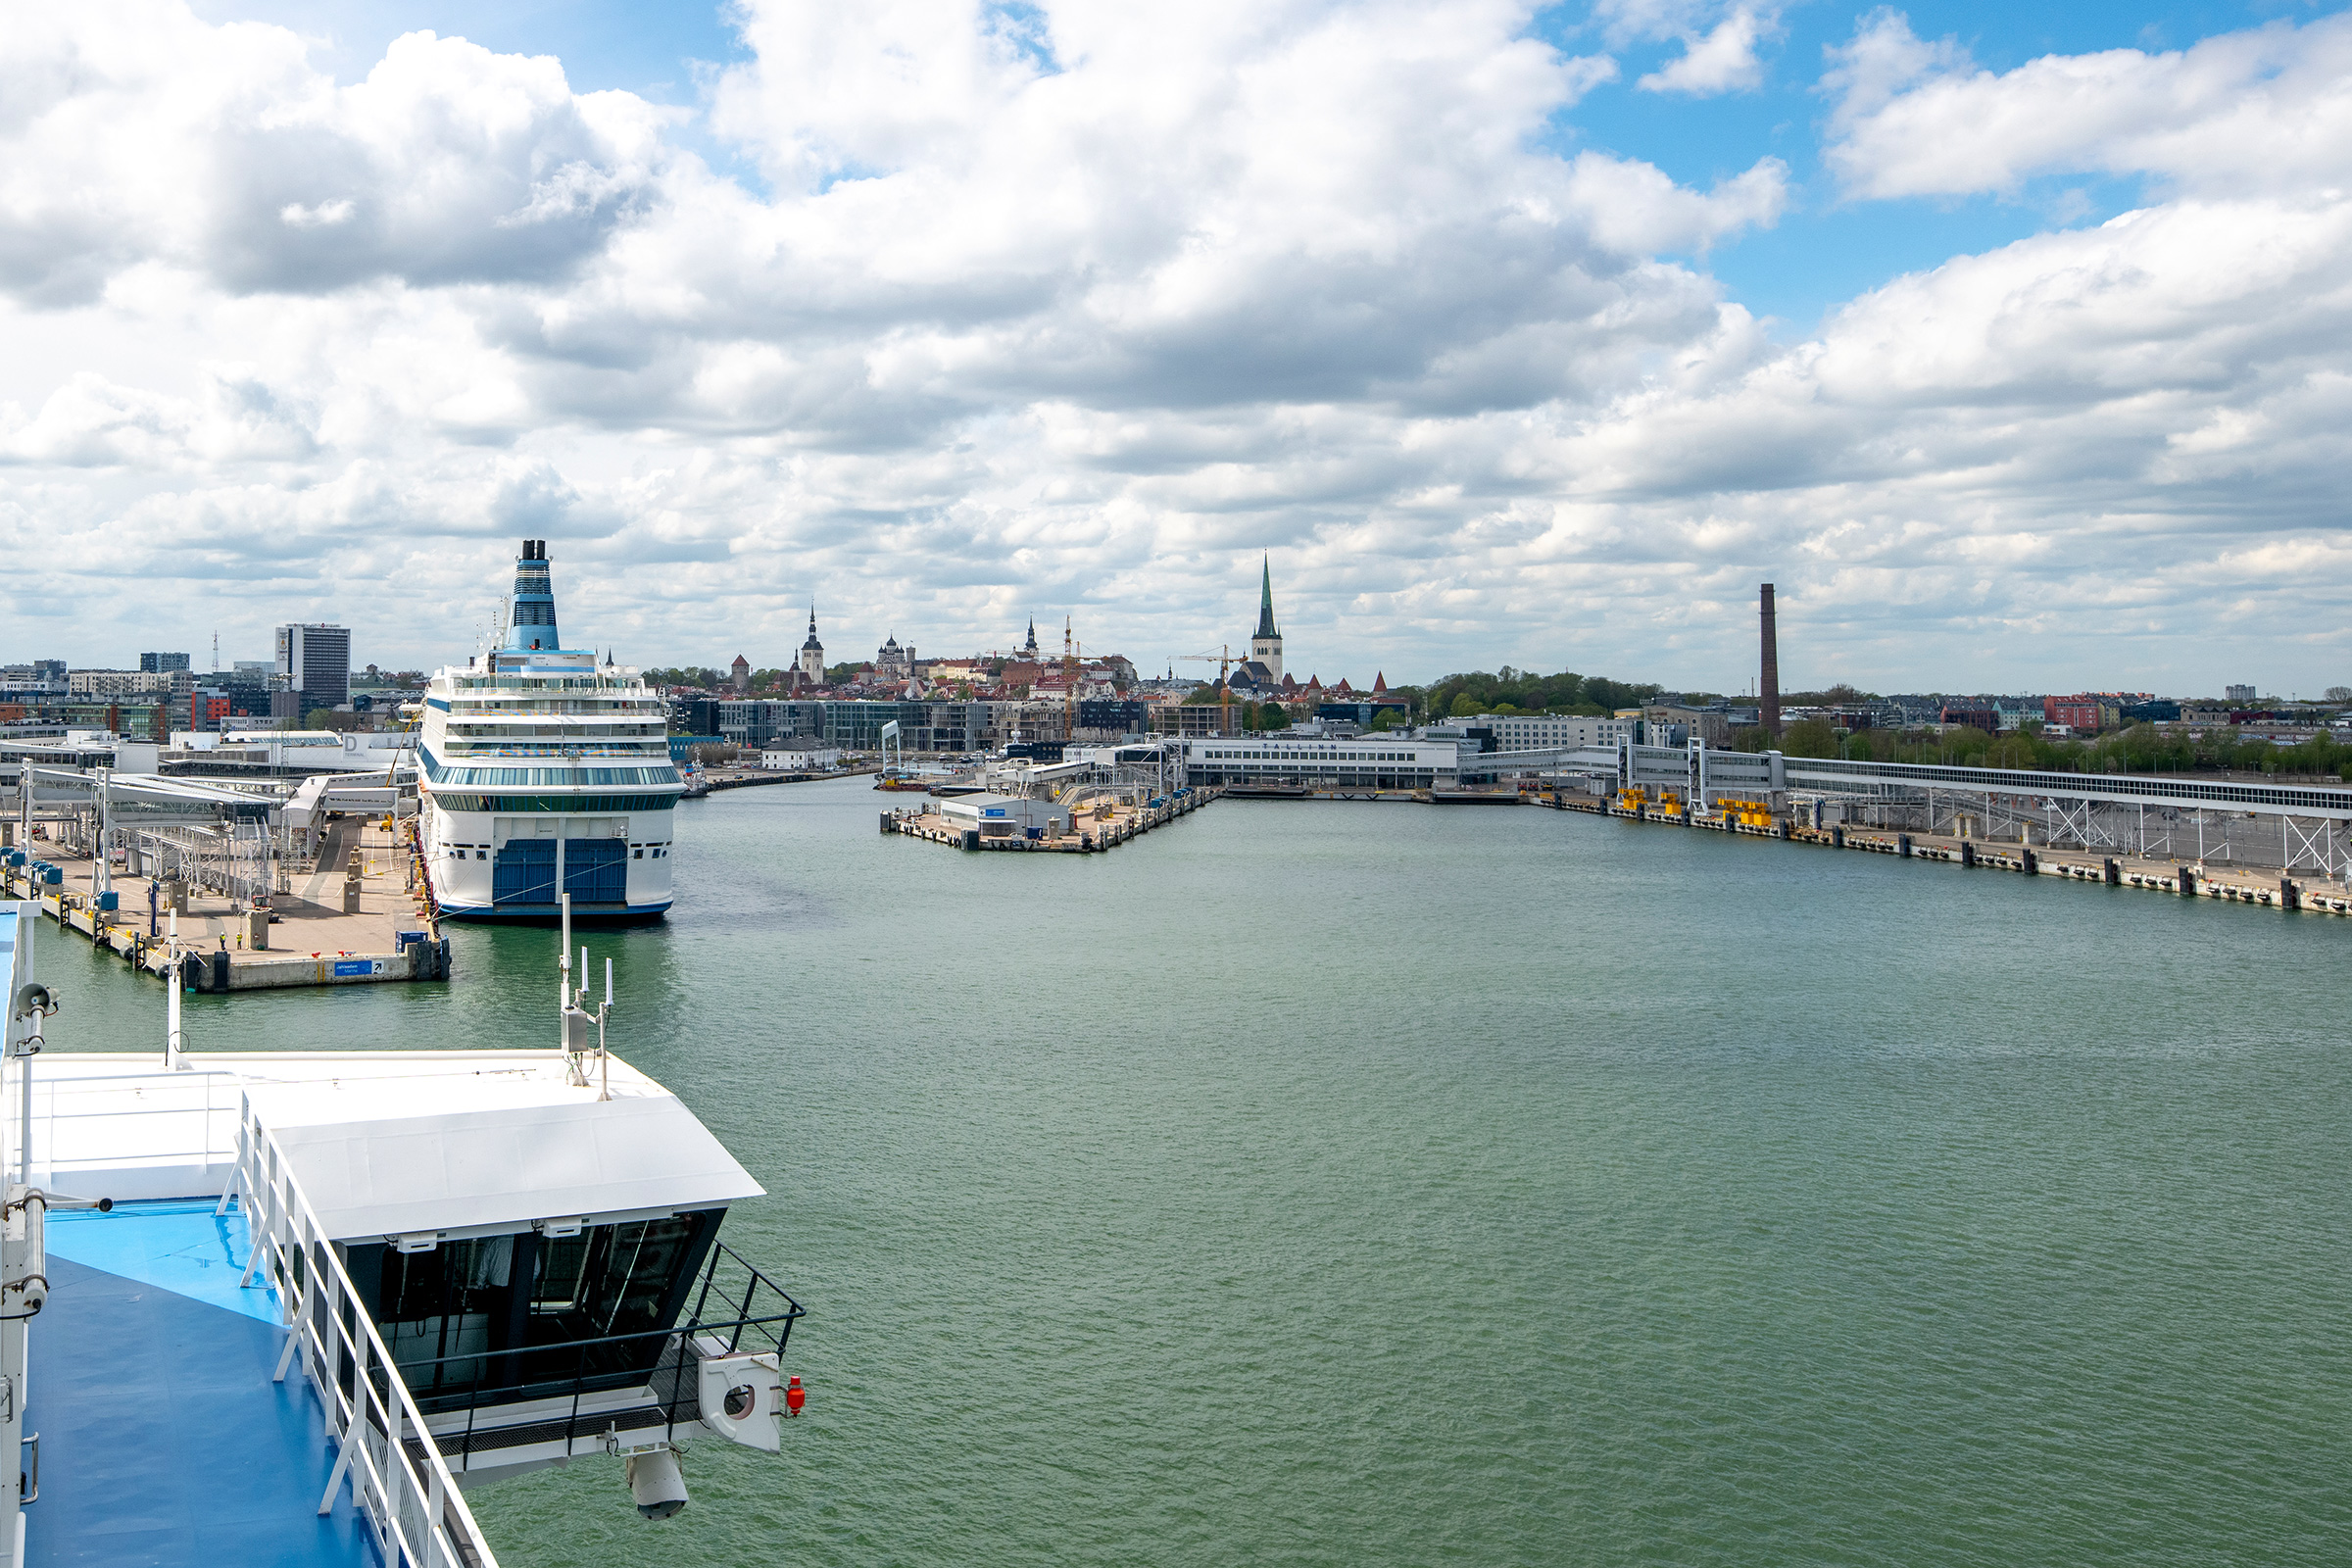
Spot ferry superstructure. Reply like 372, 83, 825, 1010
0, 900, 806, 1567
418, 540, 683, 921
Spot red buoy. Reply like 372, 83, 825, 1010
785, 1376, 805, 1416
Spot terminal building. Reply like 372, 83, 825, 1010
1178, 734, 1470, 791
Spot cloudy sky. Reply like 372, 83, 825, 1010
4, 0, 2349, 695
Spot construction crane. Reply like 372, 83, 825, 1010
1177, 646, 1237, 735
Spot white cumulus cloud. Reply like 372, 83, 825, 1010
1639, 5, 1775, 96
0, 0, 2345, 694
1825, 8, 2352, 200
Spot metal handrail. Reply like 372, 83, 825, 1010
386, 1238, 802, 1472
226, 1094, 501, 1568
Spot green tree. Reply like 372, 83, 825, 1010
1258, 703, 1292, 731
303, 708, 334, 729
1449, 693, 1482, 717
1780, 717, 1840, 758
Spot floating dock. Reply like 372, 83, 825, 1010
1, 816, 449, 990
1550, 790, 2352, 915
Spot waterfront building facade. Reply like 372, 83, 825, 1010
1453, 712, 1636, 750
1179, 734, 1464, 791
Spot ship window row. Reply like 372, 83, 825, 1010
447, 717, 664, 730
1202, 749, 1424, 761
440, 742, 670, 758
447, 678, 651, 694
422, 754, 683, 788
447, 706, 661, 719
430, 793, 683, 811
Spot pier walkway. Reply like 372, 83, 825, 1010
887, 786, 1221, 854
1549, 792, 2352, 916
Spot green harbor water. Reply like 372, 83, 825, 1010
42, 779, 2352, 1565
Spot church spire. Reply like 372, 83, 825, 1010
1254, 555, 1278, 640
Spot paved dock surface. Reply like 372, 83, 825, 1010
4, 816, 442, 988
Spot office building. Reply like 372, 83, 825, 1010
275, 622, 351, 710
139, 652, 191, 673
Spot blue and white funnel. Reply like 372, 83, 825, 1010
504, 538, 562, 651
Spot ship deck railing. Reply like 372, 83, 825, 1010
393, 1241, 805, 1469
224, 1091, 505, 1568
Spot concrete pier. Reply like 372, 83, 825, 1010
1, 816, 448, 991
887, 786, 1222, 854
1546, 790, 2352, 917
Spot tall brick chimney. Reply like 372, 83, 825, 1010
1760, 582, 1781, 740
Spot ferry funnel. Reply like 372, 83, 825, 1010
504, 538, 562, 652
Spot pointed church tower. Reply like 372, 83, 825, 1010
798, 605, 826, 684
1250, 555, 1284, 684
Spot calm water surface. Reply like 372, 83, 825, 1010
44, 780, 2352, 1565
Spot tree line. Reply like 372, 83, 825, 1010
1735, 718, 2352, 779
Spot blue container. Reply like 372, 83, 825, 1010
395, 930, 427, 949
39, 866, 62, 886
96, 891, 119, 912
4, 851, 22, 866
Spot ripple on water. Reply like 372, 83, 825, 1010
40, 782, 2352, 1565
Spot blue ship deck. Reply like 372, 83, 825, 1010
29, 1202, 379, 1568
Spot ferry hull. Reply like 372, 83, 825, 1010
421, 795, 677, 923
436, 897, 672, 925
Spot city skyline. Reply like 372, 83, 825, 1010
5, 3, 2350, 692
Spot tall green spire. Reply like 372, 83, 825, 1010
1254, 555, 1278, 640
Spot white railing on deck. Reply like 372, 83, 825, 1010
23, 1069, 241, 1195
223, 1092, 502, 1568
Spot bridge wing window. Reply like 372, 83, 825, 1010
373, 1236, 515, 1396
347, 1210, 722, 1409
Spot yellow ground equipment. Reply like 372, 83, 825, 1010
1615, 787, 1685, 816
1716, 797, 1777, 828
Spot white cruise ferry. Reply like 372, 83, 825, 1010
418, 540, 683, 921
